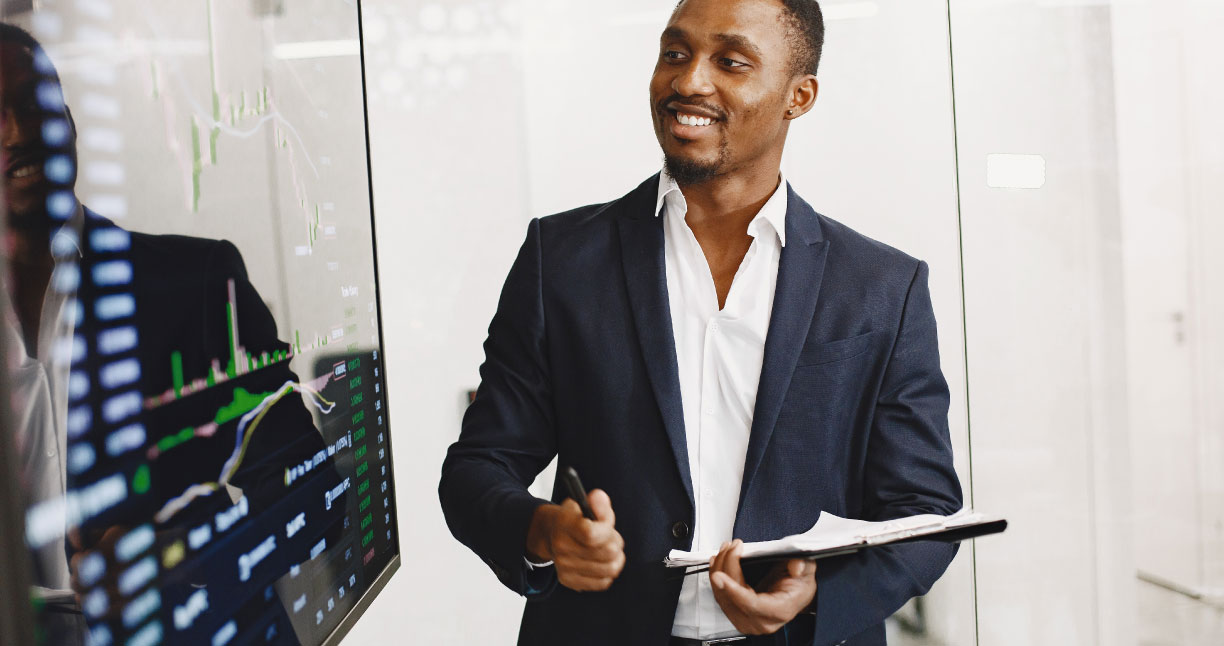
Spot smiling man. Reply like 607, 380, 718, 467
439, 1, 963, 645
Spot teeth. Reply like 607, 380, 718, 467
11, 164, 38, 179
676, 113, 714, 127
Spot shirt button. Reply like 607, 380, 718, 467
704, 408, 713, 415
710, 322, 719, 332
671, 521, 690, 539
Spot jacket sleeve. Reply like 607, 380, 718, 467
811, 260, 964, 644
438, 218, 559, 597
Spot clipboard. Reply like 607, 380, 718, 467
665, 512, 1007, 577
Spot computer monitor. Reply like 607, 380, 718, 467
0, 1, 399, 644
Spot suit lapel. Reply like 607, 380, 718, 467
617, 175, 694, 506
737, 185, 828, 514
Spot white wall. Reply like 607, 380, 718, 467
344, 1, 535, 642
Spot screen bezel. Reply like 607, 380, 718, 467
319, 1, 403, 643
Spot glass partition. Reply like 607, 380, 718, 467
953, 0, 1224, 643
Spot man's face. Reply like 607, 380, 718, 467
1, 41, 75, 229
649, 0, 797, 185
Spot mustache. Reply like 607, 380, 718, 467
3, 146, 46, 179
656, 95, 725, 120
4, 142, 45, 158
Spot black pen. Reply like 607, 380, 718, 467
561, 466, 597, 520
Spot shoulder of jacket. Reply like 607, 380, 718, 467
817, 212, 922, 274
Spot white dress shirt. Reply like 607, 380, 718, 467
6, 209, 83, 591
659, 171, 788, 639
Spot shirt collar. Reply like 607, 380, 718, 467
654, 169, 788, 247
49, 204, 86, 261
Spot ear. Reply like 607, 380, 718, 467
784, 75, 818, 120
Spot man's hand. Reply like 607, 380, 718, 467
525, 489, 625, 591
709, 539, 817, 635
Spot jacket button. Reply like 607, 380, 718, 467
671, 522, 689, 539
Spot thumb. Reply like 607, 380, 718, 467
588, 489, 615, 524
712, 570, 757, 606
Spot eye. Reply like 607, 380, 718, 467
662, 49, 688, 62
719, 57, 748, 69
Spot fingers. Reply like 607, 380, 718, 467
723, 540, 746, 585
709, 539, 744, 585
709, 540, 759, 633
757, 559, 816, 598
710, 541, 755, 616
560, 497, 582, 518
709, 549, 818, 635
553, 521, 624, 571
785, 558, 816, 584
554, 545, 625, 583
787, 558, 806, 579
551, 492, 625, 592
561, 493, 618, 547
557, 570, 618, 591
712, 568, 758, 611
712, 560, 769, 634
710, 541, 727, 577
563, 516, 623, 554
588, 489, 615, 525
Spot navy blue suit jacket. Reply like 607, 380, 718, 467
439, 175, 963, 645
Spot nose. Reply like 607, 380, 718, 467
672, 59, 714, 98
1, 105, 38, 148
1, 107, 15, 145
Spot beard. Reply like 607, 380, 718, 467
664, 154, 717, 185
662, 129, 729, 186
4, 194, 54, 234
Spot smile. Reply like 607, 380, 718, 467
10, 163, 41, 179
674, 112, 717, 127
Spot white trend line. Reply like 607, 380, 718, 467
154, 377, 335, 523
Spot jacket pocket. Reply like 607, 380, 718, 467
793, 330, 884, 367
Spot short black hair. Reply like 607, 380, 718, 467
673, 0, 825, 77
778, 0, 824, 76
0, 22, 61, 80
0, 22, 43, 53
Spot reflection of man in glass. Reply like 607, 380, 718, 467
441, 1, 962, 644
3, 23, 340, 645
2, 25, 88, 636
